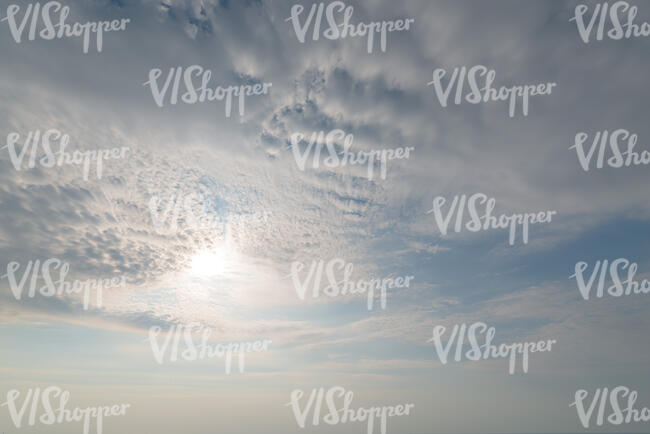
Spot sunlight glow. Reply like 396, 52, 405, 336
190, 245, 235, 278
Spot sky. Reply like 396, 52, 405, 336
1, 0, 650, 433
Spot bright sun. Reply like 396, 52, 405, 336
190, 246, 235, 278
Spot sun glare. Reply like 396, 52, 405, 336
190, 246, 235, 278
